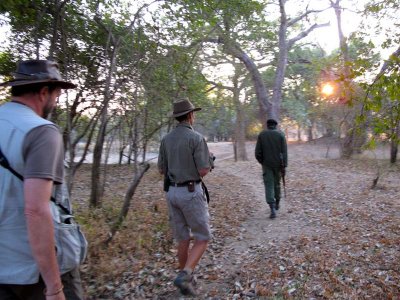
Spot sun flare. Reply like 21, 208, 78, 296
321, 83, 334, 96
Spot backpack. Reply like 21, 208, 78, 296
0, 147, 87, 274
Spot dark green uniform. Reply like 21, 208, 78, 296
255, 127, 288, 206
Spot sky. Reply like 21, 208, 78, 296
289, 0, 365, 53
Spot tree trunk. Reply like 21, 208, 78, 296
331, 0, 356, 158
390, 120, 400, 164
307, 123, 313, 141
89, 41, 118, 207
90, 108, 108, 207
232, 65, 248, 161
271, 0, 289, 121
271, 0, 330, 121
216, 38, 271, 125
297, 125, 302, 141
341, 124, 354, 159
104, 163, 150, 245
390, 140, 398, 164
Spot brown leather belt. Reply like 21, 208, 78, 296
170, 180, 201, 187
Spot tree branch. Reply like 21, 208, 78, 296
288, 22, 330, 48
288, 7, 330, 27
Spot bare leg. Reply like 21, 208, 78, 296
174, 240, 208, 296
184, 240, 208, 271
177, 240, 209, 271
177, 239, 190, 270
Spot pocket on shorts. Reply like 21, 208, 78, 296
191, 188, 208, 208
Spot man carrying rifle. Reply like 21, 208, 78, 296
255, 119, 288, 219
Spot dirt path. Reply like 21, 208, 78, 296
192, 141, 400, 298
207, 142, 329, 246
195, 142, 322, 295
77, 141, 399, 299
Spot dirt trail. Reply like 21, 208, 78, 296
194, 141, 399, 298
194, 142, 322, 296
207, 142, 328, 248
153, 141, 399, 299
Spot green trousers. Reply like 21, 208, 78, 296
262, 167, 281, 204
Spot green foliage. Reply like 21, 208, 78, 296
281, 46, 328, 131
354, 0, 400, 152
0, 51, 15, 77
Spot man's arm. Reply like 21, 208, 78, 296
198, 167, 210, 177
24, 178, 65, 299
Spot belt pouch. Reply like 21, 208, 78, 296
187, 181, 195, 192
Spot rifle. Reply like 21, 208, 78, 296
280, 153, 287, 198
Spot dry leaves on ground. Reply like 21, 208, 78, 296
72, 142, 400, 299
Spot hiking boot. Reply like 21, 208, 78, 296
275, 200, 280, 210
269, 203, 276, 219
173, 270, 197, 296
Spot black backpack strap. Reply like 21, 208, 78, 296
0, 147, 24, 181
0, 146, 71, 214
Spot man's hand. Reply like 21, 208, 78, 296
209, 153, 216, 170
25, 178, 63, 300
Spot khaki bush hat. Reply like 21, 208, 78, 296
169, 98, 201, 118
0, 59, 76, 89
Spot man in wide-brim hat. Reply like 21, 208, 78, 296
168, 98, 202, 118
158, 98, 214, 296
0, 59, 85, 299
0, 59, 76, 89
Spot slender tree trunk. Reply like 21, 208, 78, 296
90, 108, 108, 206
104, 163, 150, 245
89, 43, 118, 207
390, 120, 400, 164
297, 125, 302, 141
390, 140, 398, 164
307, 123, 313, 141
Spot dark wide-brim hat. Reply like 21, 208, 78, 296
169, 98, 201, 118
0, 60, 76, 89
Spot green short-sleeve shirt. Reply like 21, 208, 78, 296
158, 122, 211, 183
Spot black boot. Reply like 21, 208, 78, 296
275, 199, 280, 210
269, 203, 276, 219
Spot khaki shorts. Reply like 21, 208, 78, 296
166, 183, 211, 242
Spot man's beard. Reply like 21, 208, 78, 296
42, 95, 54, 119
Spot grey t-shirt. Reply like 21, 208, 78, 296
22, 125, 64, 184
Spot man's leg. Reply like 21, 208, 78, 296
263, 168, 276, 218
273, 168, 281, 210
177, 239, 190, 270
184, 240, 208, 272
177, 239, 208, 272
174, 240, 208, 296
175, 186, 210, 295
